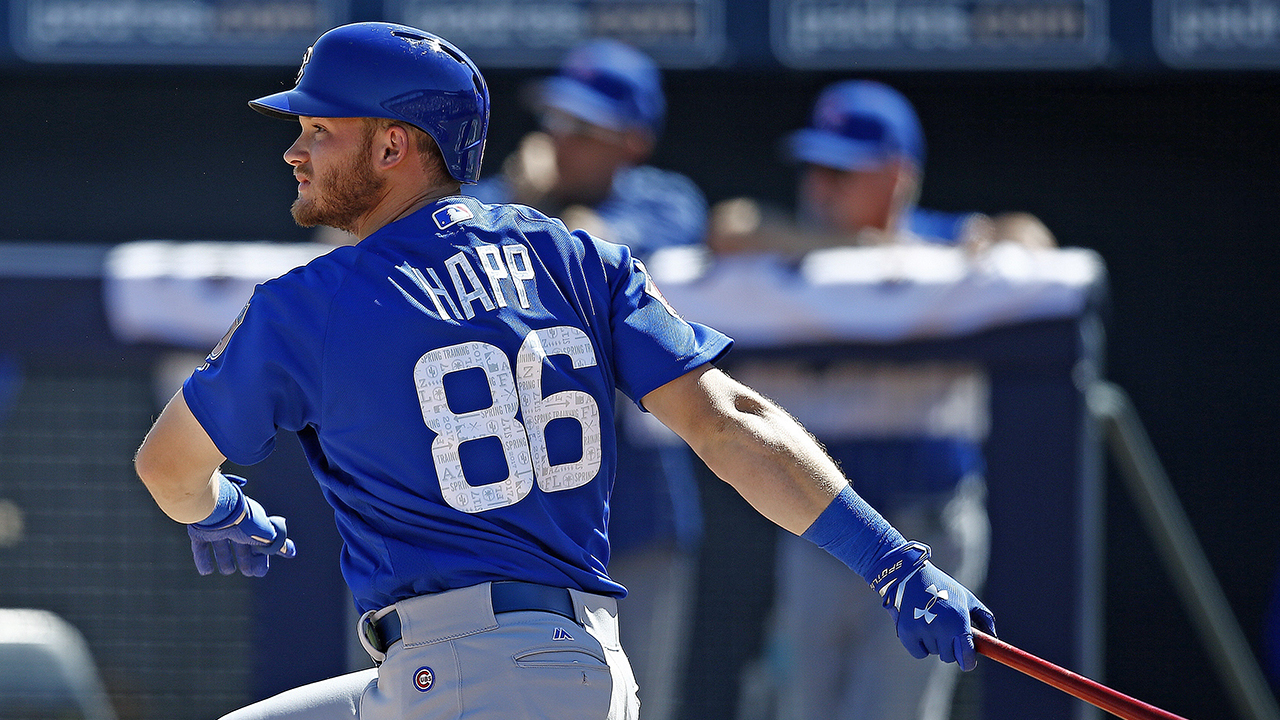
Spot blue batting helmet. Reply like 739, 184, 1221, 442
249, 22, 489, 184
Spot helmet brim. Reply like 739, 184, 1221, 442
249, 88, 369, 122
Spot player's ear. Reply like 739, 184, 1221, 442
890, 158, 921, 212
622, 129, 655, 163
375, 123, 410, 169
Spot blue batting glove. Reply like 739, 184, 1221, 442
867, 542, 996, 671
187, 474, 296, 578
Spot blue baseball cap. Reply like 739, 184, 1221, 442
532, 39, 665, 135
786, 80, 925, 171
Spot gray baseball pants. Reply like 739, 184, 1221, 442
220, 583, 639, 720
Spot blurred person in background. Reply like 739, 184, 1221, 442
708, 80, 1055, 256
468, 39, 707, 720
717, 80, 1054, 720
470, 39, 706, 255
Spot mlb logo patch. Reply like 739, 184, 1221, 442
432, 203, 473, 229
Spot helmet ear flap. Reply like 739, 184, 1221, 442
381, 85, 489, 184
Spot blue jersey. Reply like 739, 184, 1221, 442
592, 165, 708, 256
183, 196, 732, 613
906, 207, 979, 245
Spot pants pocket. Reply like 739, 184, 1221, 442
509, 644, 613, 717
514, 645, 610, 670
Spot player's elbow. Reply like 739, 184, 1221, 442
133, 439, 169, 496
691, 383, 793, 462
729, 387, 778, 422
134, 445, 213, 523
133, 439, 188, 504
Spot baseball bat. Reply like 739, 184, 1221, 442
973, 630, 1189, 720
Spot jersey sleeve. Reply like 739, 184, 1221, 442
605, 245, 733, 405
182, 262, 337, 466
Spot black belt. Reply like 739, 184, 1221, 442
368, 581, 577, 652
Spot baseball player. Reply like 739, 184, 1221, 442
708, 80, 1056, 255
133, 22, 996, 720
468, 39, 707, 257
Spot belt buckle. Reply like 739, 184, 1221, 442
358, 609, 388, 666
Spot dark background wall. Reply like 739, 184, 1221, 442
3, 62, 1279, 719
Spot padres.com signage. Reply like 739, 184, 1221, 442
10, 0, 349, 63
772, 0, 1110, 69
385, 0, 726, 67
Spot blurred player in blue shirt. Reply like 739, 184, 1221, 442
709, 80, 1055, 254
470, 39, 706, 256
712, 80, 1054, 720
134, 25, 995, 720
469, 39, 708, 720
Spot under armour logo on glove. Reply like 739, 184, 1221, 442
914, 584, 948, 624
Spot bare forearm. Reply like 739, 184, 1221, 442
699, 392, 846, 534
707, 198, 854, 256
651, 367, 847, 535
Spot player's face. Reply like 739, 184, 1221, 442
284, 116, 386, 233
541, 109, 642, 206
799, 163, 902, 238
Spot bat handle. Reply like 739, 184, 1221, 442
972, 630, 1190, 720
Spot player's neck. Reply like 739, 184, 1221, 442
352, 183, 462, 240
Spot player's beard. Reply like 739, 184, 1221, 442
291, 132, 386, 233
